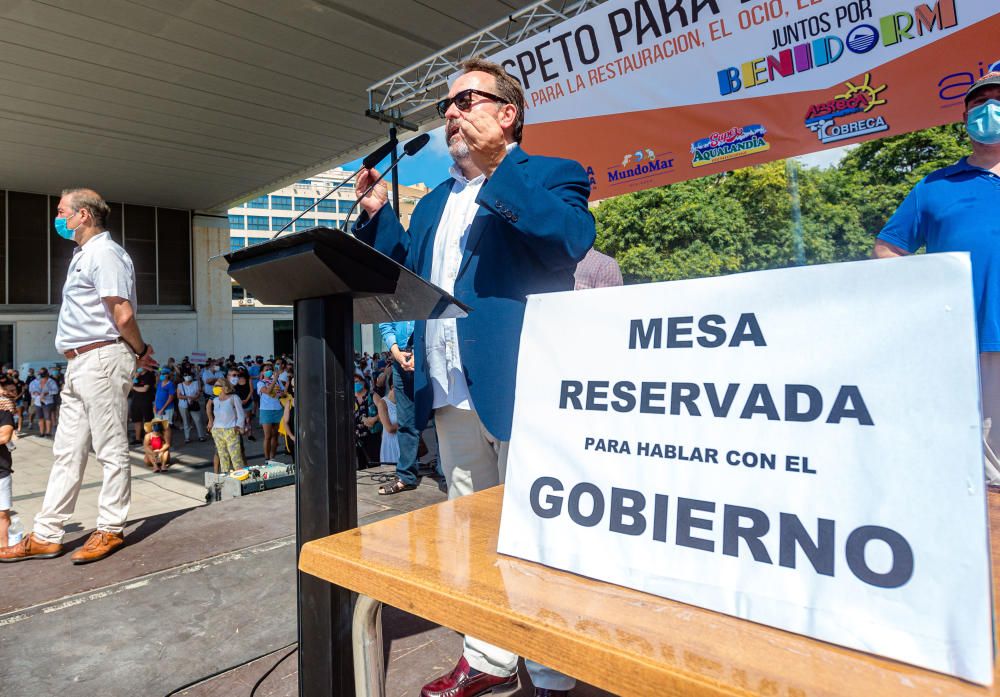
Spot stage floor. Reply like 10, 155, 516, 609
0, 456, 613, 697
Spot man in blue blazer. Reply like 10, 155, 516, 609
355, 58, 594, 697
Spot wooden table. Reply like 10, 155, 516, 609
300, 486, 1000, 697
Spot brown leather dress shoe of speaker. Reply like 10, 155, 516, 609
420, 656, 518, 697
70, 530, 125, 565
0, 533, 63, 562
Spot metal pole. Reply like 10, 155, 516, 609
294, 295, 358, 697
389, 126, 401, 219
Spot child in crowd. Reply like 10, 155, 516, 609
0, 377, 17, 546
143, 421, 171, 473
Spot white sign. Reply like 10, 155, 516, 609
498, 253, 992, 684
190, 351, 207, 364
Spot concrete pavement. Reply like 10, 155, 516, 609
8, 423, 280, 534
1, 423, 615, 697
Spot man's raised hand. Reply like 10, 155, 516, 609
355, 167, 389, 217
458, 109, 508, 178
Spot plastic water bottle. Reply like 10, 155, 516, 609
7, 514, 24, 546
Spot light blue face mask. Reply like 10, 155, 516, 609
967, 99, 1000, 145
53, 213, 77, 240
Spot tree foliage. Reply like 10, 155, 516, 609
593, 125, 971, 283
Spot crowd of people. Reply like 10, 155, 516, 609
0, 366, 66, 438
0, 352, 298, 478
128, 354, 296, 474
353, 349, 407, 471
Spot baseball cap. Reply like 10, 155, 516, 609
965, 71, 1000, 104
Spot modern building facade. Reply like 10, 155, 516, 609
227, 169, 430, 357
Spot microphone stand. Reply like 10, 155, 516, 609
271, 139, 396, 241
340, 133, 431, 234
270, 170, 360, 241
339, 169, 393, 235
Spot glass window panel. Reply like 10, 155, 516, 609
247, 216, 269, 231
106, 202, 123, 246
8, 191, 49, 304
247, 237, 269, 245
317, 199, 337, 213
271, 217, 293, 231
294, 218, 317, 231
231, 237, 246, 252
123, 204, 156, 305
271, 196, 291, 209
294, 197, 314, 211
157, 207, 191, 306
338, 199, 353, 214
247, 196, 269, 209
229, 214, 245, 229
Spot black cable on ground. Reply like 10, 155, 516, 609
162, 641, 297, 697
249, 645, 299, 697
356, 469, 398, 486
356, 458, 442, 487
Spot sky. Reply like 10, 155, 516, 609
341, 126, 453, 188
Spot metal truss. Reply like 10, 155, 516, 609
367, 0, 607, 128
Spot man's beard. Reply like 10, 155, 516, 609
446, 121, 471, 165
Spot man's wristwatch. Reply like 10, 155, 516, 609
136, 343, 149, 359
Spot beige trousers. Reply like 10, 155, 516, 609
33, 342, 135, 542
982, 353, 1000, 484
434, 406, 575, 691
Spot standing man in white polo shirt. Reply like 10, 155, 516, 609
0, 188, 156, 564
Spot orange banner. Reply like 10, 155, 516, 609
505, 4, 999, 199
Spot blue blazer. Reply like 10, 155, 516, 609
355, 146, 595, 440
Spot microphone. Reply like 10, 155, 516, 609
403, 133, 431, 157
340, 134, 431, 233
271, 138, 396, 240
363, 140, 396, 170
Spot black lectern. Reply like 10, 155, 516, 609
224, 227, 467, 697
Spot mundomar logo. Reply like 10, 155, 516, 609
716, 0, 958, 96
607, 148, 675, 185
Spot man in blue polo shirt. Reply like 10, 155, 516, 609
874, 71, 1000, 481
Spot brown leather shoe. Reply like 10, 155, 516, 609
0, 533, 63, 562
420, 656, 518, 697
70, 530, 125, 565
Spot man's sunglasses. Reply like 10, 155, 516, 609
436, 89, 507, 117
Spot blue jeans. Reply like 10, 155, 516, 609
392, 363, 420, 486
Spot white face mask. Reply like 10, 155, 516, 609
183, 376, 192, 382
